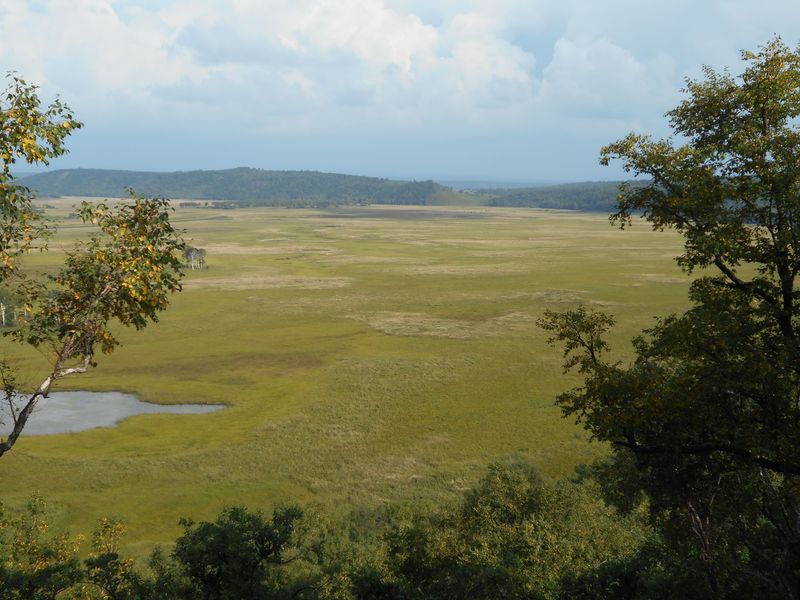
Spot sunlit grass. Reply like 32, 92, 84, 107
0, 200, 691, 556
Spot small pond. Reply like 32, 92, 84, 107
0, 391, 224, 436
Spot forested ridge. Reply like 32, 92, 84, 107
21, 167, 643, 211
19, 167, 466, 207
485, 180, 649, 211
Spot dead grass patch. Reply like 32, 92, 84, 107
186, 270, 353, 291
501, 290, 585, 303
406, 263, 529, 276
635, 273, 689, 284
200, 243, 339, 256
321, 255, 420, 265
352, 310, 539, 339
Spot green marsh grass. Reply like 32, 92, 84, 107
0, 200, 690, 556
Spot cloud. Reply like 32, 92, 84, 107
537, 37, 676, 121
0, 0, 542, 131
0, 0, 797, 177
0, 0, 198, 120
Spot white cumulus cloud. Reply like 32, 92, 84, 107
0, 0, 797, 177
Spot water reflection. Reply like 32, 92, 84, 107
0, 391, 224, 436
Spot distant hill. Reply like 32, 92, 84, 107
437, 179, 561, 190
486, 180, 648, 212
19, 168, 472, 207
19, 169, 648, 212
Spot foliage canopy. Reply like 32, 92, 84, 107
0, 73, 80, 283
541, 37, 800, 597
0, 75, 184, 456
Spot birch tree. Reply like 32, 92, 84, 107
0, 75, 184, 456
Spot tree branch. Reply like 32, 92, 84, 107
57, 351, 92, 378
613, 439, 800, 476
712, 255, 777, 305
0, 350, 93, 458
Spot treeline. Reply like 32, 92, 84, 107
20, 169, 649, 212
19, 168, 466, 207
485, 181, 649, 212
0, 461, 781, 600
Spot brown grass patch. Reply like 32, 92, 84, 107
405, 263, 529, 276
320, 255, 420, 265
200, 243, 339, 256
501, 290, 585, 303
186, 270, 353, 291
352, 310, 539, 339
635, 273, 689, 284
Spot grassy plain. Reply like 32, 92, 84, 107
0, 200, 690, 556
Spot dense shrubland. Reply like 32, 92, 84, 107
0, 464, 651, 600
3, 460, 788, 599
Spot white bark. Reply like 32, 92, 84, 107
0, 351, 92, 457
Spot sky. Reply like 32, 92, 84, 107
1, 0, 799, 182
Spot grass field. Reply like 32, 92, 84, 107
0, 200, 691, 556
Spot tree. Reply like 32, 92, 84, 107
350, 464, 644, 600
0, 73, 79, 284
0, 74, 184, 457
540, 38, 800, 597
151, 505, 306, 600
0, 496, 85, 600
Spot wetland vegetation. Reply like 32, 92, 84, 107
3, 36, 800, 600
0, 200, 690, 552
